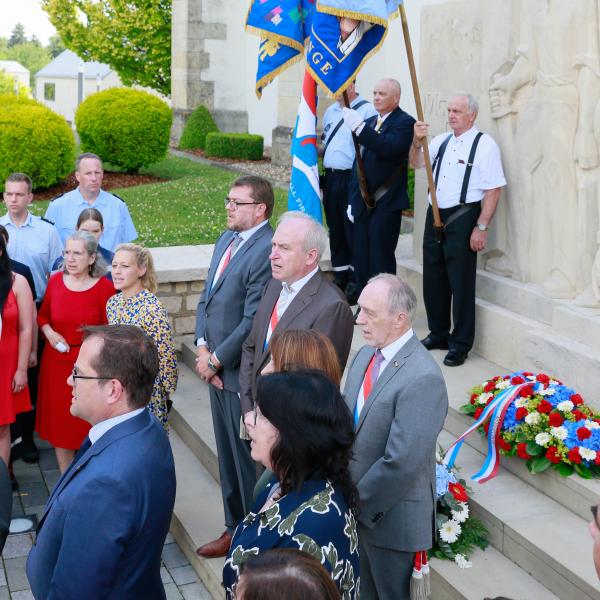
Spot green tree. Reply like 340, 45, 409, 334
0, 71, 29, 96
8, 23, 27, 48
47, 34, 65, 58
3, 43, 51, 86
42, 0, 171, 96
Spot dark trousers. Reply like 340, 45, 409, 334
209, 386, 256, 532
353, 205, 402, 292
422, 204, 479, 353
322, 169, 353, 284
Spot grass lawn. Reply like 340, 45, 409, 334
29, 154, 290, 247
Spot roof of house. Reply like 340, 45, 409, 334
36, 49, 113, 80
0, 60, 29, 74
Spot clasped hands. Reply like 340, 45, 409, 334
195, 345, 223, 390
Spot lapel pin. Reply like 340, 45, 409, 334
394, 361, 399, 367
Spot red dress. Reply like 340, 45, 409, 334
36, 273, 115, 449
0, 288, 32, 425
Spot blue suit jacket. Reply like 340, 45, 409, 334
26, 410, 176, 599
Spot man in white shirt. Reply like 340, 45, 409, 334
27, 324, 176, 599
344, 274, 448, 600
409, 92, 506, 366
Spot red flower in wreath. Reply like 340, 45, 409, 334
516, 442, 531, 459
548, 412, 564, 427
536, 373, 550, 384
577, 427, 591, 441
498, 437, 512, 452
515, 407, 528, 421
595, 454, 600, 465
483, 421, 490, 434
448, 482, 468, 503
571, 393, 584, 406
473, 407, 484, 420
573, 409, 587, 421
511, 375, 525, 385
537, 400, 553, 414
568, 447, 582, 464
470, 393, 478, 405
519, 384, 535, 398
484, 381, 496, 393
546, 446, 561, 464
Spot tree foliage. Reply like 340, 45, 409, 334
47, 35, 65, 58
8, 24, 27, 48
0, 71, 29, 96
41, 0, 171, 96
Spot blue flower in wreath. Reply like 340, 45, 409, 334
435, 463, 457, 498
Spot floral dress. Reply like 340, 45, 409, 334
223, 478, 360, 599
106, 289, 178, 427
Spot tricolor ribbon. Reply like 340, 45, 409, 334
443, 382, 534, 484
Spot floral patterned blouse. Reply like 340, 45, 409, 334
223, 478, 360, 599
106, 289, 178, 427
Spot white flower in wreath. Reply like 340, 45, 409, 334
557, 400, 574, 413
439, 519, 462, 544
526, 375, 537, 381
451, 502, 469, 523
550, 426, 568, 441
586, 420, 600, 430
495, 379, 510, 390
515, 397, 528, 409
454, 553, 472, 569
579, 447, 597, 461
549, 379, 560, 386
535, 432, 552, 446
478, 392, 493, 405
525, 411, 541, 425
538, 387, 555, 396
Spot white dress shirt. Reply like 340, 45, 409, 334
88, 408, 145, 445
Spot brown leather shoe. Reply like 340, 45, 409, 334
196, 531, 232, 558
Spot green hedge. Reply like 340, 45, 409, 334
205, 133, 264, 161
178, 105, 218, 150
75, 88, 172, 173
0, 95, 75, 191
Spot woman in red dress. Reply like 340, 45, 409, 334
0, 233, 34, 468
37, 231, 114, 472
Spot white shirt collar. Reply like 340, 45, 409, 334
283, 266, 319, 294
452, 126, 479, 142
88, 407, 145, 444
379, 328, 414, 364
238, 219, 269, 242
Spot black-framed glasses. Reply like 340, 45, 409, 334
592, 505, 599, 527
224, 197, 261, 209
71, 366, 115, 383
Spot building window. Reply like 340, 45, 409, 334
44, 83, 55, 101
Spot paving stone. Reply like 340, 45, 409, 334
165, 532, 175, 544
161, 565, 174, 584
4, 556, 29, 592
170, 565, 198, 586
180, 582, 213, 600
162, 543, 189, 569
1, 534, 32, 559
11, 591, 35, 600
9, 469, 43, 485
42, 469, 61, 492
11, 503, 25, 518
37, 448, 58, 471
17, 482, 48, 509
0, 586, 9, 600
0, 567, 6, 587
164, 582, 184, 600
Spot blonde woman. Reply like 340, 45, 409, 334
106, 244, 177, 427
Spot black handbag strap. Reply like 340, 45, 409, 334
459, 131, 484, 204
323, 99, 369, 157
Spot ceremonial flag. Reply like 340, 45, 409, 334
288, 70, 322, 222
246, 1, 316, 97
307, 0, 403, 96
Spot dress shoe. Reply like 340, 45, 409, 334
196, 530, 232, 558
20, 436, 39, 463
420, 335, 449, 351
443, 350, 468, 367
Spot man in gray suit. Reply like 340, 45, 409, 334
344, 273, 448, 600
239, 211, 354, 415
194, 176, 274, 558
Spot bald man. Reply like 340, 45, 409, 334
342, 78, 415, 296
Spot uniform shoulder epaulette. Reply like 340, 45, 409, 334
50, 193, 64, 202
40, 216, 55, 225
110, 192, 126, 203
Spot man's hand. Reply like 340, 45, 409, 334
209, 374, 224, 390
413, 121, 429, 145
342, 107, 363, 132
470, 228, 487, 252
195, 345, 218, 382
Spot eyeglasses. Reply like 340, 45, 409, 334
224, 197, 261, 209
71, 366, 115, 384
592, 505, 599, 528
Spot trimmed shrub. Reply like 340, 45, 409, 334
178, 105, 218, 150
0, 96, 75, 191
75, 88, 172, 172
205, 133, 264, 161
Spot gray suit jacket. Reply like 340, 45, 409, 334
238, 270, 354, 414
195, 223, 273, 392
343, 333, 448, 552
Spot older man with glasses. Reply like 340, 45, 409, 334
194, 175, 275, 558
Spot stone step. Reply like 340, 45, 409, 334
438, 430, 600, 600
169, 430, 224, 600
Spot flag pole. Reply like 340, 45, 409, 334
399, 4, 444, 239
342, 91, 374, 211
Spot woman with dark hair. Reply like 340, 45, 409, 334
223, 370, 360, 599
0, 233, 34, 469
37, 231, 114, 472
233, 548, 341, 600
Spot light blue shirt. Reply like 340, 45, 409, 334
44, 188, 138, 252
0, 211, 63, 301
322, 95, 378, 169
89, 407, 145, 444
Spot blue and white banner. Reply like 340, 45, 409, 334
307, 0, 403, 96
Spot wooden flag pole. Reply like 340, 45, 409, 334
399, 4, 444, 237
342, 90, 374, 211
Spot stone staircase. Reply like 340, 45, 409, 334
167, 315, 600, 599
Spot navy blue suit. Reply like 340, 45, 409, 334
27, 409, 176, 599
349, 107, 415, 291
